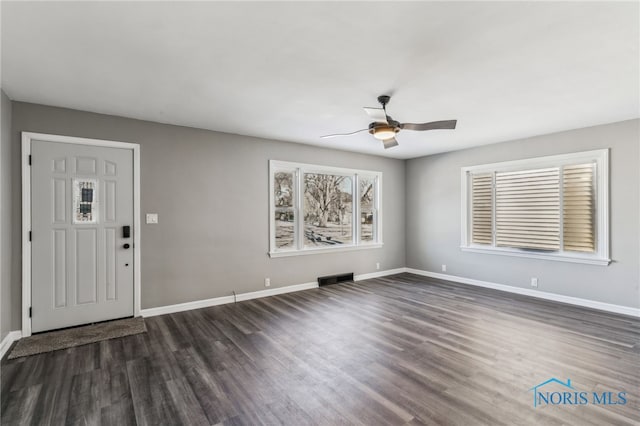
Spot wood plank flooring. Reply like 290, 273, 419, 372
2, 273, 639, 425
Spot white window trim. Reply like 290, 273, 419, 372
460, 149, 610, 266
269, 160, 383, 258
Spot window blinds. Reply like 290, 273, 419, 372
495, 167, 561, 250
471, 173, 493, 244
563, 163, 595, 252
470, 163, 596, 253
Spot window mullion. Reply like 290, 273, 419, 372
296, 168, 304, 250
354, 174, 360, 246
374, 176, 379, 243
559, 165, 564, 252
592, 163, 598, 252
492, 172, 496, 247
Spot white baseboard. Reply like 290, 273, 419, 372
405, 268, 640, 318
235, 281, 318, 302
141, 281, 319, 317
141, 294, 236, 317
140, 268, 406, 318
355, 268, 407, 281
141, 267, 639, 319
0, 330, 22, 359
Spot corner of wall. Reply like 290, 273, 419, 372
403, 119, 640, 309
403, 157, 409, 269
0, 89, 15, 342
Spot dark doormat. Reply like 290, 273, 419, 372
8, 316, 146, 359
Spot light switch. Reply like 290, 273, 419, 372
146, 213, 158, 224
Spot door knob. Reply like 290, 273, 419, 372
123, 243, 130, 249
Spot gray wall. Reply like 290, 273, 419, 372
1, 90, 13, 340
10, 102, 406, 327
406, 119, 640, 308
5, 102, 637, 332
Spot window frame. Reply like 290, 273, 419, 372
269, 160, 383, 258
460, 149, 610, 266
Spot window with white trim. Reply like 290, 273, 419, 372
269, 160, 382, 257
461, 149, 610, 265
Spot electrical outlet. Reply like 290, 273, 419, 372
442, 264, 447, 272
264, 278, 270, 287
531, 277, 538, 288
146, 213, 158, 224
376, 262, 380, 270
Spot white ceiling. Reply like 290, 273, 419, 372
2, 1, 638, 159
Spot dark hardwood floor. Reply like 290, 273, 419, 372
2, 273, 639, 425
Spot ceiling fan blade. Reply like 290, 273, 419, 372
320, 128, 368, 139
363, 107, 388, 124
400, 120, 457, 131
383, 137, 399, 149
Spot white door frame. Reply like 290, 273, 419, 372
21, 132, 141, 337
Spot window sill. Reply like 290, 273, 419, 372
460, 246, 611, 266
269, 243, 383, 258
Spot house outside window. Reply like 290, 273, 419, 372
269, 160, 382, 257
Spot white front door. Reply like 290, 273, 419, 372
31, 139, 135, 333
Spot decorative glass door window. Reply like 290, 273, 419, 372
73, 179, 98, 224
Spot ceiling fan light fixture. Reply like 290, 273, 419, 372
322, 95, 457, 148
371, 126, 397, 140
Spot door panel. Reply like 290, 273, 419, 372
53, 179, 66, 222
53, 229, 67, 308
105, 228, 117, 300
104, 181, 117, 222
31, 140, 134, 333
75, 228, 97, 304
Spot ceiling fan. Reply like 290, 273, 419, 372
321, 95, 457, 149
